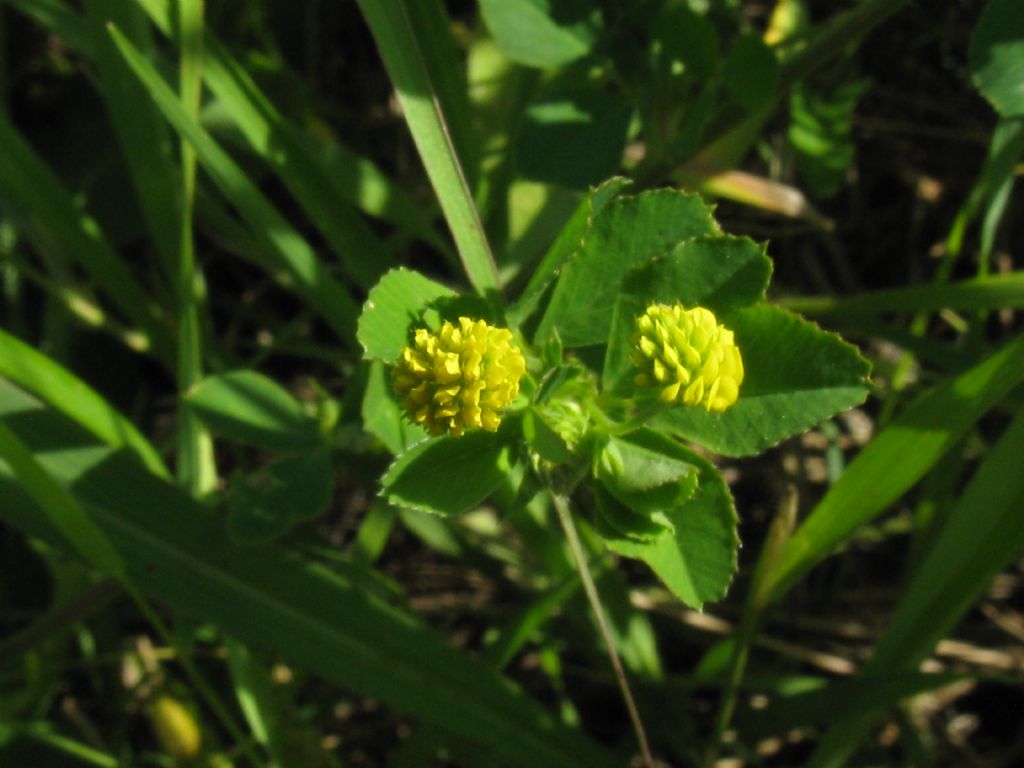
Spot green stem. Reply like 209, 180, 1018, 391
169, 4, 257, 763
175, 0, 215, 495
550, 492, 655, 768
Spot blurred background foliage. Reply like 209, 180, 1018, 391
1, 0, 1023, 766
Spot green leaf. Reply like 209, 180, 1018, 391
382, 431, 511, 516
594, 430, 696, 494
594, 429, 699, 541
227, 451, 333, 544
186, 371, 320, 453
536, 189, 718, 347
761, 330, 1024, 607
508, 176, 630, 327
970, 0, 1024, 117
482, 572, 582, 671
0, 390, 615, 768
594, 484, 672, 542
599, 443, 738, 609
226, 642, 287, 762
514, 85, 633, 189
130, 0, 442, 273
722, 33, 779, 112
362, 360, 428, 455
522, 409, 574, 464
356, 0, 498, 294
789, 76, 870, 197
654, 305, 870, 457
478, 0, 600, 69
947, 116, 1024, 261
357, 268, 456, 363
603, 235, 773, 389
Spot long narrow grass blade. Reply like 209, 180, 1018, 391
0, 390, 617, 768
14, 0, 441, 277
759, 331, 1024, 606
946, 117, 1024, 262
85, 0, 180, 276
357, 0, 499, 294
0, 327, 168, 477
134, 0, 443, 257
197, 38, 396, 290
139, 0, 398, 289
0, 419, 125, 581
779, 272, 1024, 317
106, 23, 359, 343
808, 410, 1024, 767
0, 114, 173, 364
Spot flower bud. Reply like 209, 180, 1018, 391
147, 695, 201, 761
392, 317, 526, 436
631, 303, 743, 412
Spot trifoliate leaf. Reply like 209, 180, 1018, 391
358, 268, 456, 363
655, 305, 870, 456
536, 189, 718, 348
599, 444, 738, 609
382, 431, 513, 516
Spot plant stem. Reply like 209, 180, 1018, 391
550, 491, 656, 768
176, 0, 215, 495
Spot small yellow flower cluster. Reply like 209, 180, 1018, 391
392, 317, 526, 436
632, 303, 744, 412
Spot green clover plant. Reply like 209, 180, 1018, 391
359, 183, 870, 611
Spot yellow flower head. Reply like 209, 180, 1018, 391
631, 303, 744, 412
392, 317, 526, 436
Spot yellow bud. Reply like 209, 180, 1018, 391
631, 304, 744, 412
148, 695, 201, 761
391, 317, 526, 436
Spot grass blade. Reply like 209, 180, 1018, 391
759, 330, 1024, 607
0, 389, 617, 768
198, 37, 394, 290
808, 410, 1024, 767
85, 0, 180, 276
134, 0, 445, 269
106, 23, 359, 343
0, 326, 168, 477
0, 419, 125, 581
357, 0, 499, 294
779, 272, 1024, 317
0, 113, 173, 364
